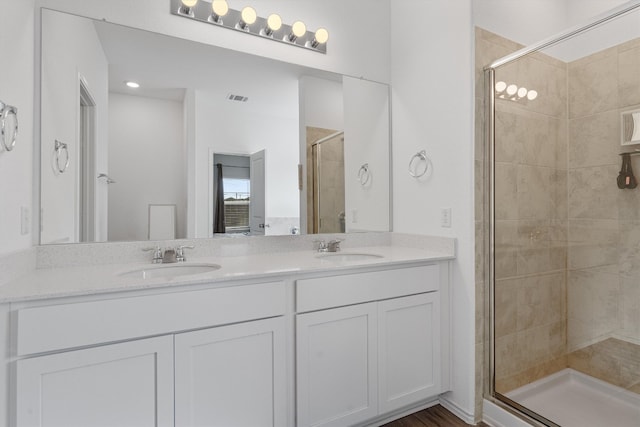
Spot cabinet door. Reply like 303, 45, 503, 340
174, 317, 287, 427
378, 293, 441, 413
296, 303, 378, 427
16, 335, 174, 427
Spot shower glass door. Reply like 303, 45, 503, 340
486, 3, 640, 426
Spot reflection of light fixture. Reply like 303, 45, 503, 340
125, 81, 140, 88
169, 0, 327, 53
495, 81, 538, 103
238, 6, 257, 30
263, 13, 282, 36
209, 0, 229, 23
287, 21, 306, 42
310, 28, 329, 48
179, 0, 198, 16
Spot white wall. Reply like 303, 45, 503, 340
391, 0, 476, 419
37, 0, 391, 84
193, 91, 300, 238
108, 93, 185, 242
0, 0, 34, 256
301, 76, 344, 131
40, 9, 109, 244
343, 77, 390, 232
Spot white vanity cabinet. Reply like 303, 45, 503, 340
16, 335, 174, 427
295, 264, 449, 427
174, 317, 287, 427
12, 281, 288, 427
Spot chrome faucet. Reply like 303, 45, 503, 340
143, 245, 195, 263
315, 239, 343, 253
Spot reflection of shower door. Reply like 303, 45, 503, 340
312, 135, 345, 234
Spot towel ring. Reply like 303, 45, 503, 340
0, 102, 18, 152
408, 150, 430, 178
54, 140, 70, 174
358, 163, 371, 186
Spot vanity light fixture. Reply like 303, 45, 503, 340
209, 0, 229, 23
170, 0, 328, 53
238, 6, 257, 30
310, 28, 329, 48
125, 81, 140, 88
263, 13, 282, 36
287, 21, 306, 42
179, 0, 198, 17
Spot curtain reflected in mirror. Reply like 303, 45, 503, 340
213, 163, 225, 233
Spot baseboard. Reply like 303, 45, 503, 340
439, 396, 476, 425
360, 399, 440, 427
482, 399, 534, 427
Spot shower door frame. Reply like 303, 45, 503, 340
483, 2, 640, 426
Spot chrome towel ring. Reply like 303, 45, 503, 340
408, 150, 430, 178
54, 140, 70, 174
358, 163, 371, 186
0, 101, 18, 152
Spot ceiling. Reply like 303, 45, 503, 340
93, 19, 341, 117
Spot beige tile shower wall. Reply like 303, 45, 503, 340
567, 37, 640, 350
475, 28, 569, 396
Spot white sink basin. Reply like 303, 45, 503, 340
118, 263, 221, 280
315, 253, 384, 262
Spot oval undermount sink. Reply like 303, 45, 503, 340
315, 253, 384, 262
118, 263, 221, 280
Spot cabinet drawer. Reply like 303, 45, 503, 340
296, 264, 439, 312
16, 281, 285, 356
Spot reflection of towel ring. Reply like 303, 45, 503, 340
54, 140, 70, 174
409, 150, 430, 178
0, 102, 18, 152
358, 163, 371, 186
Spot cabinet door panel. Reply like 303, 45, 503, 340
296, 303, 378, 427
175, 317, 287, 427
379, 293, 441, 413
16, 336, 174, 427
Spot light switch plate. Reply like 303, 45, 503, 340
441, 208, 452, 228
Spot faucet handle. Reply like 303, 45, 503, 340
142, 246, 163, 263
327, 239, 343, 252
176, 245, 195, 262
314, 240, 328, 252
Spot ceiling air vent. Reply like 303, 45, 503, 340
227, 94, 249, 102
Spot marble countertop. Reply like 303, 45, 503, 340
0, 244, 455, 303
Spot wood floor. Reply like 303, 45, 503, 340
382, 405, 489, 427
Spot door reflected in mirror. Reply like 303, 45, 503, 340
39, 8, 391, 244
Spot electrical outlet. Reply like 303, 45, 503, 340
351, 209, 358, 223
441, 208, 452, 228
20, 206, 30, 235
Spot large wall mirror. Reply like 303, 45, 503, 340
39, 8, 391, 245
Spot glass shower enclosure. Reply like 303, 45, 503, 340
484, 3, 640, 426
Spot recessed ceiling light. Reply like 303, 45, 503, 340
125, 81, 140, 89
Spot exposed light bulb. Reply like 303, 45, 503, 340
181, 0, 198, 7
266, 14, 282, 33
240, 6, 257, 28
506, 84, 518, 96
527, 90, 538, 101
288, 20, 306, 41
517, 87, 528, 98
311, 28, 329, 47
179, 0, 198, 16
212, 0, 229, 17
125, 81, 140, 89
495, 81, 507, 93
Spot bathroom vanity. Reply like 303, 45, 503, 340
0, 235, 454, 427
